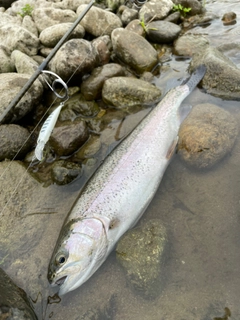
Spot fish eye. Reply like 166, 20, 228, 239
56, 254, 67, 265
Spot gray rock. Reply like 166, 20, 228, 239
0, 12, 22, 27
0, 268, 37, 320
189, 45, 240, 100
11, 50, 46, 89
6, 0, 36, 15
106, 0, 125, 11
39, 22, 85, 47
51, 160, 82, 185
50, 119, 89, 156
32, 7, 77, 32
0, 73, 43, 123
116, 219, 167, 299
164, 11, 181, 23
172, 0, 203, 15
77, 4, 122, 37
146, 20, 181, 44
0, 24, 39, 55
174, 33, 210, 56
81, 63, 125, 100
0, 124, 32, 161
139, 0, 173, 23
121, 7, 138, 26
178, 104, 238, 169
49, 39, 98, 82
0, 45, 15, 73
52, 0, 89, 10
22, 15, 38, 37
125, 19, 146, 37
92, 35, 112, 66
111, 28, 158, 74
102, 77, 161, 108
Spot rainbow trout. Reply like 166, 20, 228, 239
48, 65, 206, 295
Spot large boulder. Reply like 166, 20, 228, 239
111, 28, 158, 74
178, 103, 238, 169
77, 4, 122, 37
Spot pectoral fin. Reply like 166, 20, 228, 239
166, 137, 179, 160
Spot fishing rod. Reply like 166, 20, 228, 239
0, 0, 95, 124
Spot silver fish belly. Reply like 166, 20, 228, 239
48, 65, 206, 295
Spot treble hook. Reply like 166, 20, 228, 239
41, 70, 69, 102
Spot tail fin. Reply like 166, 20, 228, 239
185, 64, 206, 93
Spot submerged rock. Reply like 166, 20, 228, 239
50, 119, 89, 156
116, 219, 167, 299
102, 77, 161, 108
0, 268, 37, 320
178, 104, 238, 169
190, 46, 240, 100
51, 160, 82, 185
0, 124, 32, 161
111, 28, 158, 74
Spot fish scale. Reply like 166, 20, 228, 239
48, 64, 206, 295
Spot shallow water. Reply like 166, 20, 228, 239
1, 0, 240, 319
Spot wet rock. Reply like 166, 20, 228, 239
146, 20, 181, 44
172, 0, 203, 16
32, 7, 77, 32
74, 134, 101, 160
120, 7, 138, 26
0, 23, 39, 55
92, 35, 112, 66
139, 0, 173, 23
189, 45, 240, 100
125, 19, 145, 36
174, 33, 209, 56
0, 124, 32, 161
178, 104, 238, 169
77, 4, 122, 37
0, 268, 37, 320
0, 46, 15, 73
221, 11, 237, 25
102, 77, 161, 108
111, 28, 158, 74
22, 15, 38, 37
51, 160, 82, 185
0, 73, 43, 123
116, 219, 167, 299
81, 63, 125, 101
59, 93, 100, 121
39, 22, 85, 47
49, 39, 98, 82
50, 119, 89, 156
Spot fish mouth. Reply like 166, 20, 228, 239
55, 275, 67, 286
